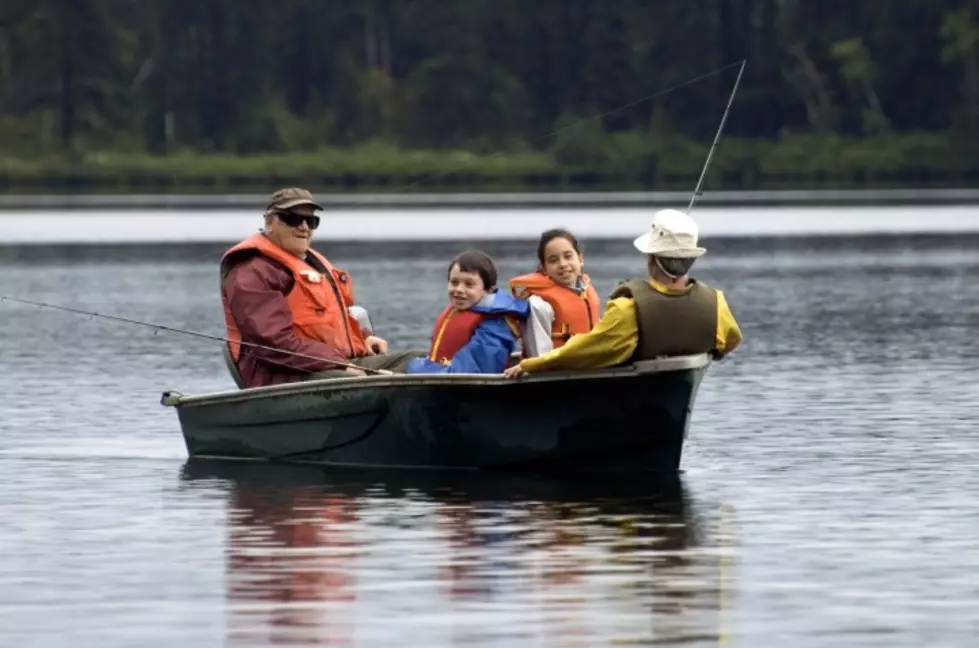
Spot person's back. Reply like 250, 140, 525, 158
614, 208, 740, 362
608, 277, 721, 361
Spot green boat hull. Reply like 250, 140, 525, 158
161, 354, 709, 473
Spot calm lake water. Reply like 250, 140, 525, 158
1, 215, 978, 646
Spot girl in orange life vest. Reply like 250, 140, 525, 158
509, 228, 601, 357
406, 250, 530, 374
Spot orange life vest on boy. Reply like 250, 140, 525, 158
509, 272, 601, 347
220, 233, 369, 361
427, 306, 487, 364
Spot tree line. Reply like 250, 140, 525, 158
0, 0, 977, 192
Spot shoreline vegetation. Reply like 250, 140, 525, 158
3, 2, 979, 204
1, 132, 976, 197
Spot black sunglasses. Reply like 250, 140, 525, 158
276, 211, 321, 230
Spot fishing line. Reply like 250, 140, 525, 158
0, 62, 748, 379
0, 295, 389, 376
361, 59, 749, 198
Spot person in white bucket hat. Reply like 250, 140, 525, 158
633, 208, 706, 258
503, 208, 741, 378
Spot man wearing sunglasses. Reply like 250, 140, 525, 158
219, 187, 419, 388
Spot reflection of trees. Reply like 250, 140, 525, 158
183, 461, 729, 647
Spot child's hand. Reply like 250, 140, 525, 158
503, 364, 526, 379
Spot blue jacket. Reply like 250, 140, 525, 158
406, 291, 530, 375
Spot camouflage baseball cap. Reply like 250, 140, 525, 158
267, 187, 323, 211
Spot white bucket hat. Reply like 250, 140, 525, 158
632, 209, 706, 258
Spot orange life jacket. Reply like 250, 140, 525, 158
509, 272, 600, 348
427, 306, 487, 364
220, 233, 369, 361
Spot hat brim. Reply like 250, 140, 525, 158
274, 198, 324, 211
632, 232, 706, 258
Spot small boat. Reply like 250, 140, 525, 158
161, 353, 710, 473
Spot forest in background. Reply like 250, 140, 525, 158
0, 0, 977, 193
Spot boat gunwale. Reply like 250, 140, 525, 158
161, 353, 710, 408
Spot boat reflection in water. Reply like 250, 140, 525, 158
179, 460, 732, 646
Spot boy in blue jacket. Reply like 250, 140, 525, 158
406, 250, 529, 374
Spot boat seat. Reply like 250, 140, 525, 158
223, 344, 247, 389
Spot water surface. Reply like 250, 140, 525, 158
1, 232, 977, 647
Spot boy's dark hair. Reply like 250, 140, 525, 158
537, 228, 581, 265
448, 250, 498, 290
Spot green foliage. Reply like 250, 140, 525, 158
0, 0, 976, 191
0, 132, 969, 193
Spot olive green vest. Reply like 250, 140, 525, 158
609, 278, 717, 360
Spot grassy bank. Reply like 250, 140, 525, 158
0, 132, 975, 194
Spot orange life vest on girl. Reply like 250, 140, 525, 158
220, 233, 369, 361
509, 272, 600, 348
427, 306, 487, 364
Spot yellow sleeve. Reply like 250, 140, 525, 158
519, 297, 638, 373
714, 290, 742, 356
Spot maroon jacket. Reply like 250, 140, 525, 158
222, 254, 350, 388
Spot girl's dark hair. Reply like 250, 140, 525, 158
448, 250, 497, 290
537, 228, 581, 265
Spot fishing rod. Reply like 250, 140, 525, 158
1, 64, 747, 377
688, 59, 747, 213
0, 295, 392, 376
317, 59, 745, 210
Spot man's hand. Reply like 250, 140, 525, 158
364, 335, 388, 355
503, 364, 526, 379
343, 366, 367, 377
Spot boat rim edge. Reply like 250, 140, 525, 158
160, 353, 711, 408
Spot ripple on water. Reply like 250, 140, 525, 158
1, 234, 978, 646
